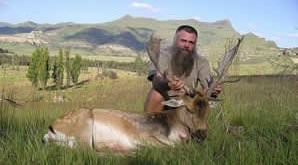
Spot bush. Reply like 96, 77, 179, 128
102, 69, 118, 79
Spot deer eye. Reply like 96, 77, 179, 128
49, 126, 56, 134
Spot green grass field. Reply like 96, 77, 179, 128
0, 67, 297, 165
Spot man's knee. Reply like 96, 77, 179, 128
144, 89, 164, 112
149, 89, 164, 101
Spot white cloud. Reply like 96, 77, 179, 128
192, 16, 202, 21
287, 33, 298, 38
131, 2, 160, 12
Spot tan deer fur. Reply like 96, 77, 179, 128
43, 91, 209, 152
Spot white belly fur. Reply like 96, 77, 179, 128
93, 121, 137, 150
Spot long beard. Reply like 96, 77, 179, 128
171, 46, 194, 77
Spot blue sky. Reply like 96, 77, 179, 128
0, 0, 297, 48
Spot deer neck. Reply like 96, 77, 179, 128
165, 109, 194, 140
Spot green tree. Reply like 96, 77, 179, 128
26, 47, 50, 89
64, 48, 71, 87
52, 56, 58, 83
38, 48, 50, 89
134, 55, 147, 75
70, 54, 82, 84
53, 49, 64, 89
26, 48, 40, 87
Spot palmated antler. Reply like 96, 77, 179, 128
146, 33, 162, 74
207, 36, 244, 98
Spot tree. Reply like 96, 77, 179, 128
52, 49, 64, 89
64, 48, 71, 87
26, 47, 50, 89
26, 48, 40, 87
52, 56, 58, 85
134, 55, 147, 75
70, 54, 82, 84
38, 48, 50, 89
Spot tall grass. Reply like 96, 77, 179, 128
0, 70, 297, 164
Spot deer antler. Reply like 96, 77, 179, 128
146, 33, 162, 74
207, 36, 244, 97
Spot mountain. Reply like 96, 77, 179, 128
16, 21, 39, 28
0, 15, 285, 73
0, 22, 13, 27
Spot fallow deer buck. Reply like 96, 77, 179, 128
43, 35, 243, 152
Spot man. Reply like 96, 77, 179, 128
144, 25, 220, 113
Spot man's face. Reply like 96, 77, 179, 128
171, 30, 196, 77
175, 30, 197, 54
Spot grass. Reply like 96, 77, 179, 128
0, 67, 297, 165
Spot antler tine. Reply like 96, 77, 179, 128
218, 78, 241, 85
216, 36, 243, 81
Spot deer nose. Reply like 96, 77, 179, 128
191, 129, 207, 143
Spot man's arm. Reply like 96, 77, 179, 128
147, 70, 171, 100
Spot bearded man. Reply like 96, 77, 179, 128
144, 25, 220, 113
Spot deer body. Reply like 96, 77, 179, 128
43, 92, 209, 152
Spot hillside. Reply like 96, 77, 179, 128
0, 15, 292, 74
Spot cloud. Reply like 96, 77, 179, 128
192, 16, 202, 21
131, 2, 160, 12
252, 32, 265, 38
287, 33, 298, 38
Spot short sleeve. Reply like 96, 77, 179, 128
197, 57, 212, 89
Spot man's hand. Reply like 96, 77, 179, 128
168, 76, 185, 91
210, 83, 222, 98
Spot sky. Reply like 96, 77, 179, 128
0, 0, 297, 48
